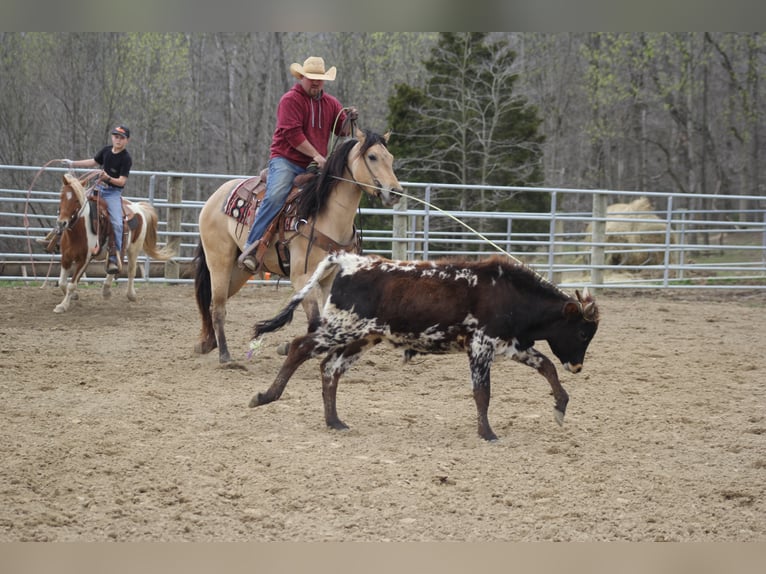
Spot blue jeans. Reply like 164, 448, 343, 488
98, 185, 123, 255
245, 157, 305, 246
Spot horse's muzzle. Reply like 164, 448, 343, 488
379, 187, 403, 208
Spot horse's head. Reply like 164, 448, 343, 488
57, 173, 88, 232
347, 128, 403, 208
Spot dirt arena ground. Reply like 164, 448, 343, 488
1, 278, 764, 542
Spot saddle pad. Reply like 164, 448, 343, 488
223, 176, 263, 226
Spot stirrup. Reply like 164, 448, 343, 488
242, 255, 259, 273
106, 255, 121, 275
237, 240, 260, 271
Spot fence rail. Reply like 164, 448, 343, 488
2, 164, 765, 291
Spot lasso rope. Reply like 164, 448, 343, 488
23, 162, 100, 286
332, 175, 520, 262
327, 107, 356, 159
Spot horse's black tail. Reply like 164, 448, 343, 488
252, 253, 339, 339
194, 242, 213, 329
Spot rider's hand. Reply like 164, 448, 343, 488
60, 159, 72, 167
346, 107, 358, 122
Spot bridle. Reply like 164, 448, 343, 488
343, 142, 383, 199
59, 174, 102, 243
59, 185, 90, 231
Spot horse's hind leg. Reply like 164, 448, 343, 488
210, 265, 250, 364
249, 334, 318, 407
123, 247, 139, 302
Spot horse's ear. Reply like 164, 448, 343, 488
383, 130, 391, 143
354, 127, 365, 141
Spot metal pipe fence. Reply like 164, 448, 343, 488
1, 164, 765, 291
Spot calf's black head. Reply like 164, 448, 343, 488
546, 288, 599, 373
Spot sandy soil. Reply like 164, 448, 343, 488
1, 279, 764, 541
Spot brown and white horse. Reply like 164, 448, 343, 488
194, 128, 403, 364
52, 173, 176, 313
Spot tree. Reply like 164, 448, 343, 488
387, 32, 546, 244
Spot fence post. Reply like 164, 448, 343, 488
662, 195, 674, 286
143, 174, 156, 280
677, 209, 687, 280
392, 195, 408, 260
590, 193, 607, 289
547, 191, 558, 283
164, 176, 183, 280
422, 186, 431, 261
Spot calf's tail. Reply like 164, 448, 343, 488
252, 253, 339, 338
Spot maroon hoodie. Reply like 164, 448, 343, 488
269, 83, 347, 168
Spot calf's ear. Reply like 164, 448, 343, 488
576, 288, 599, 322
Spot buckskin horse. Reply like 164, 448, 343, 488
194, 128, 403, 364
51, 173, 176, 313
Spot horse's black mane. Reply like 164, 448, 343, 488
293, 129, 387, 220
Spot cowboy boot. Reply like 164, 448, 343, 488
237, 240, 260, 272
36, 229, 61, 253
106, 253, 120, 274
106, 232, 122, 274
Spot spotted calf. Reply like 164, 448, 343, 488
249, 252, 599, 441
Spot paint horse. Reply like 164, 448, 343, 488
52, 173, 176, 313
194, 128, 403, 364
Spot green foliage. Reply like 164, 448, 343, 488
385, 32, 547, 247
388, 33, 544, 190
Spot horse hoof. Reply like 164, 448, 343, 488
553, 408, 565, 426
54, 305, 66, 313
276, 342, 290, 356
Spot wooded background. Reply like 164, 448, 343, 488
1, 32, 763, 216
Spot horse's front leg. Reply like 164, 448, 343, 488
57, 265, 70, 296
275, 296, 320, 356
212, 304, 231, 363
512, 346, 569, 426
54, 262, 86, 313
275, 280, 324, 356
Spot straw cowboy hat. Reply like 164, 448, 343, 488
289, 56, 337, 81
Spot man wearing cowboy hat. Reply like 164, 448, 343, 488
238, 56, 358, 272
